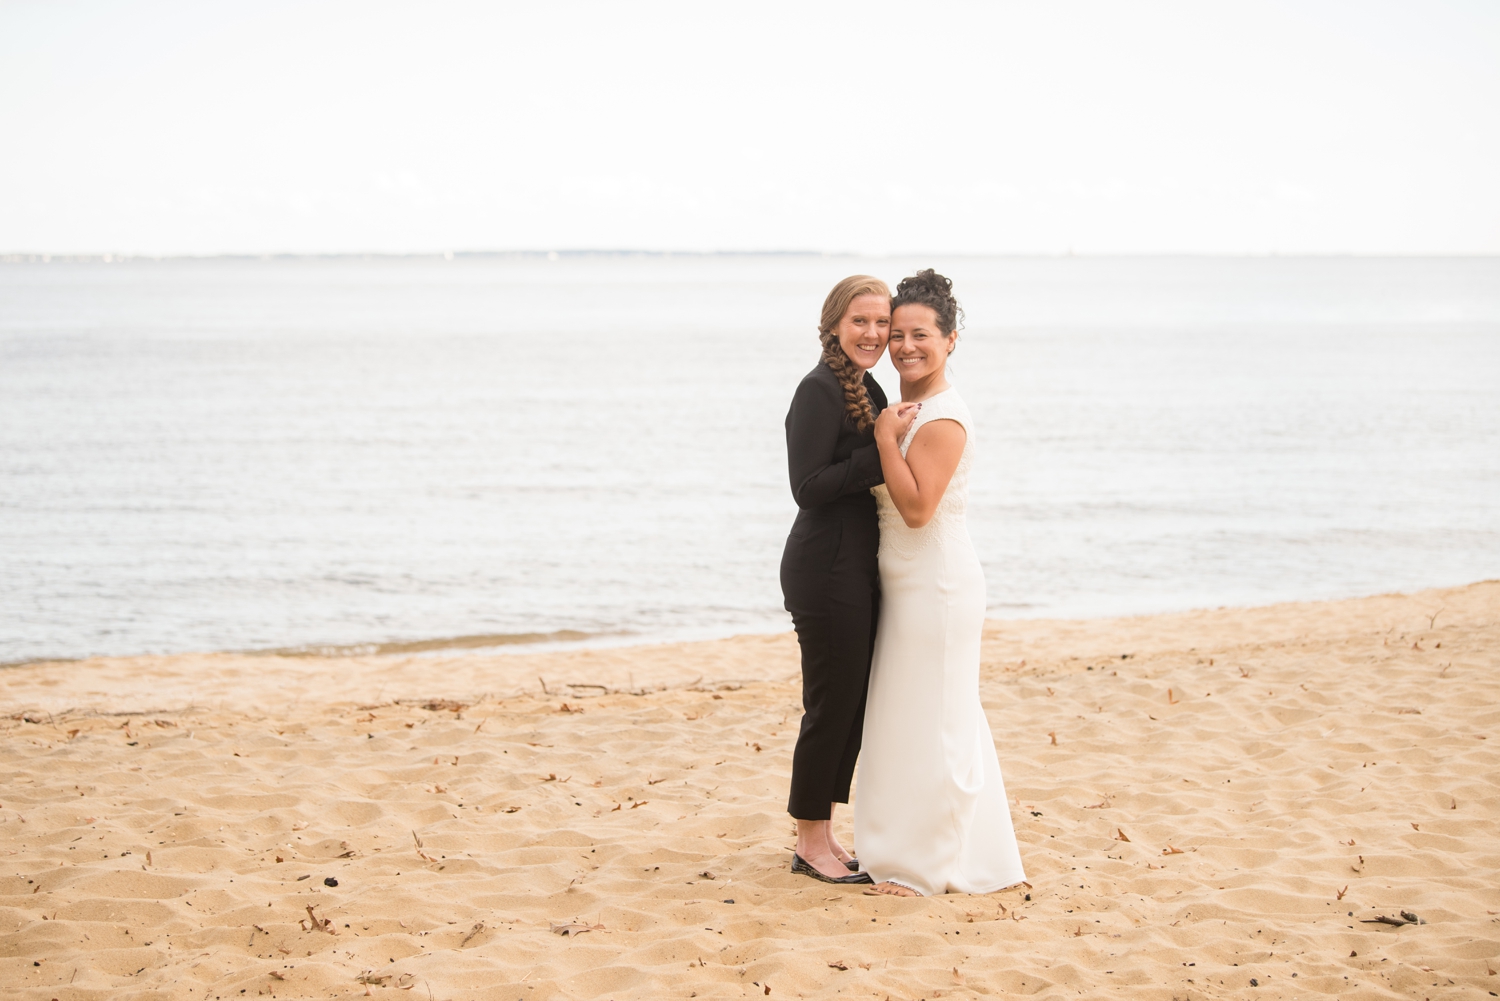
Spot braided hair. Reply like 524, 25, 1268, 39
891, 268, 963, 339
817, 275, 891, 431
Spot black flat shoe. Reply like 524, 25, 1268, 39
791, 853, 873, 884
844, 858, 860, 872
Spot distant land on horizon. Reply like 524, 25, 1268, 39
5, 249, 1500, 264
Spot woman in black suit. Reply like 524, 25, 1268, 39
782, 274, 896, 883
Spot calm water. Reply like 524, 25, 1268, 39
2, 255, 1498, 664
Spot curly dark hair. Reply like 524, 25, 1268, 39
891, 268, 963, 336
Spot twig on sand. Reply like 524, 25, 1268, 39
1360, 911, 1424, 927
550, 920, 604, 937
305, 904, 336, 934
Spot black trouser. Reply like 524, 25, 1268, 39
781, 515, 879, 821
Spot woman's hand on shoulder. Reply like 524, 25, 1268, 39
874, 401, 922, 447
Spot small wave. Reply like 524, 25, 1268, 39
254, 630, 602, 658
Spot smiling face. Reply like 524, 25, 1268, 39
888, 302, 955, 382
834, 294, 892, 371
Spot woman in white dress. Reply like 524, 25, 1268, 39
854, 270, 1028, 897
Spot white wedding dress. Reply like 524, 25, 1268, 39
854, 387, 1027, 896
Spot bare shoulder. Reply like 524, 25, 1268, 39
909, 416, 967, 452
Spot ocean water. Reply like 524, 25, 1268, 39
2, 254, 1497, 665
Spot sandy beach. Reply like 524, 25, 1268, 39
2, 580, 1496, 1000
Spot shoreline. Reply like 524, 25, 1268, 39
7, 576, 1495, 682
2, 580, 1496, 998
4, 581, 1494, 718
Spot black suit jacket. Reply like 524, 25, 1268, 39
782, 363, 887, 576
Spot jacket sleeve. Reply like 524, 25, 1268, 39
785, 375, 885, 509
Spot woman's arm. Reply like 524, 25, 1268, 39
873, 410, 966, 529
785, 375, 885, 509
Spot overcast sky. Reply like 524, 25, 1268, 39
3, 1, 1496, 255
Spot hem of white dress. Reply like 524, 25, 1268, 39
952, 875, 1028, 895
882, 878, 925, 896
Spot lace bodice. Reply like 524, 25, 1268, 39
871, 388, 975, 559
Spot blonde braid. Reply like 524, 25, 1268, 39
816, 275, 891, 433
819, 330, 876, 432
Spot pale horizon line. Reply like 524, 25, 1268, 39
5, 249, 1500, 265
